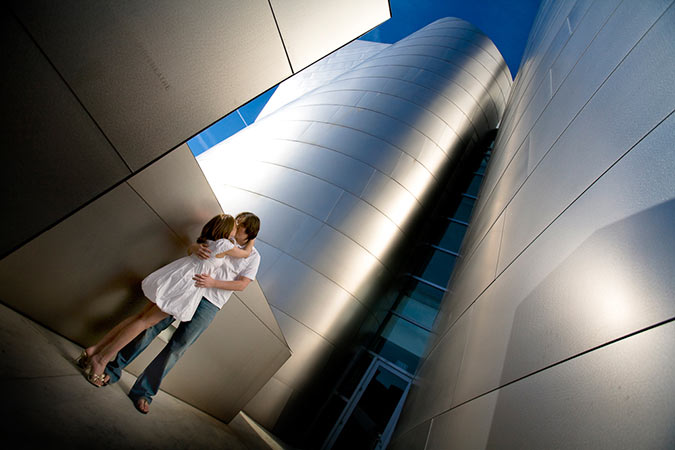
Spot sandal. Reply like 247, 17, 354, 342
75, 350, 90, 370
86, 371, 108, 388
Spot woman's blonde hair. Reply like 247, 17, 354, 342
197, 214, 235, 244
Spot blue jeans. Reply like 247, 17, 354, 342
105, 297, 219, 403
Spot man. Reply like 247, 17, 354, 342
104, 212, 261, 414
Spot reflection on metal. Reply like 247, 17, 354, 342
197, 17, 510, 437
391, 1, 675, 448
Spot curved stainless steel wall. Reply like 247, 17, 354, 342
391, 1, 675, 448
196, 18, 510, 433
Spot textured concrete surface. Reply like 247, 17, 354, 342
0, 302, 292, 449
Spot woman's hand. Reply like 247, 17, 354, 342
188, 243, 211, 260
193, 273, 215, 288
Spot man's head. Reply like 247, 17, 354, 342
234, 212, 260, 245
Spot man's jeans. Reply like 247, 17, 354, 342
105, 297, 219, 403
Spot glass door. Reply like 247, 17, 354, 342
322, 355, 412, 450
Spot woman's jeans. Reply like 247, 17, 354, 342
104, 297, 219, 403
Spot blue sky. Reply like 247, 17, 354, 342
188, 0, 541, 156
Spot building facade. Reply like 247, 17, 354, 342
390, 0, 675, 448
196, 17, 510, 445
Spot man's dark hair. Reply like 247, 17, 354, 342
235, 212, 260, 241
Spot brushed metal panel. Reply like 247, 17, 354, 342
361, 170, 420, 227
451, 116, 675, 406
390, 152, 435, 201
550, 0, 622, 94
0, 184, 184, 345
499, 7, 675, 272
388, 420, 431, 450
298, 121, 402, 175
258, 40, 389, 119
394, 306, 473, 438
11, 0, 292, 169
501, 0, 576, 133
424, 391, 499, 450
525, 0, 671, 175
323, 193, 404, 261
462, 136, 529, 260
224, 161, 345, 221
243, 376, 294, 431
356, 89, 476, 148
0, 9, 130, 257
293, 90, 367, 109
357, 55, 500, 123
233, 281, 287, 346
126, 144, 223, 244
150, 294, 291, 423
248, 119, 313, 142
275, 103, 342, 123
330, 106, 447, 167
411, 69, 495, 129
484, 322, 675, 449
296, 223, 393, 302
268, 308, 335, 389
269, 0, 390, 72
258, 253, 368, 344
400, 31, 512, 98
253, 140, 376, 197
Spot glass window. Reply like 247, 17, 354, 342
454, 195, 475, 223
408, 279, 444, 304
438, 220, 468, 252
374, 316, 431, 372
420, 250, 456, 288
465, 173, 484, 197
394, 294, 438, 329
337, 351, 373, 399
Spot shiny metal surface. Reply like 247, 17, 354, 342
10, 0, 292, 170
0, 183, 182, 340
460, 321, 675, 449
394, 1, 675, 448
454, 114, 675, 407
196, 18, 509, 435
269, 0, 390, 72
258, 40, 390, 119
126, 145, 224, 245
388, 421, 431, 450
0, 9, 130, 258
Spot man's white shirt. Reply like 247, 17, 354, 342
203, 242, 261, 309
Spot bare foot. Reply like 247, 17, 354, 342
134, 397, 150, 414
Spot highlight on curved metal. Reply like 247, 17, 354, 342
197, 17, 511, 431
390, 1, 675, 448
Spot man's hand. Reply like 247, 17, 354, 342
189, 243, 211, 260
193, 273, 215, 288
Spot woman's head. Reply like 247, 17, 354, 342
197, 214, 235, 243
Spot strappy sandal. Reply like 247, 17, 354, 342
86, 371, 107, 387
75, 350, 90, 370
